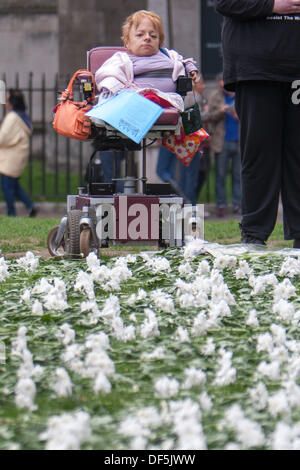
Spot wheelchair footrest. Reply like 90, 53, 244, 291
145, 183, 174, 196
88, 182, 116, 195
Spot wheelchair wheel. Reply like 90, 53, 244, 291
47, 226, 67, 258
80, 227, 98, 258
66, 210, 82, 258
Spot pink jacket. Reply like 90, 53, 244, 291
95, 49, 197, 112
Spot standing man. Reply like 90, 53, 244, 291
208, 73, 241, 217
215, 0, 300, 246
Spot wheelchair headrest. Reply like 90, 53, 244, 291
88, 46, 127, 75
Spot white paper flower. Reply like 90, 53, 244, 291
214, 255, 236, 271
256, 332, 273, 354
145, 256, 171, 274
273, 278, 296, 302
140, 309, 160, 339
249, 382, 269, 411
213, 348, 236, 386
178, 262, 193, 277
20, 289, 31, 302
174, 326, 190, 343
40, 411, 91, 450
279, 257, 300, 278
56, 323, 75, 346
246, 309, 259, 327
85, 332, 110, 351
201, 337, 216, 356
93, 372, 111, 394
268, 390, 290, 417
16, 251, 39, 272
15, 377, 37, 411
154, 376, 179, 398
272, 299, 295, 321
257, 361, 281, 381
224, 404, 265, 449
198, 391, 212, 412
150, 289, 175, 313
51, 368, 73, 397
141, 346, 166, 361
74, 271, 95, 299
0, 257, 9, 282
86, 252, 100, 270
196, 260, 211, 275
181, 367, 206, 389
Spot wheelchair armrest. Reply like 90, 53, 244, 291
155, 107, 180, 126
176, 75, 193, 97
77, 73, 95, 102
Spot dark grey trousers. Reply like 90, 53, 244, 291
235, 80, 300, 241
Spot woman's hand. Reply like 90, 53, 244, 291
190, 72, 205, 95
190, 70, 200, 83
273, 0, 300, 13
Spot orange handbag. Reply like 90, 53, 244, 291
53, 69, 96, 140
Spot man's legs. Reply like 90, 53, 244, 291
179, 152, 201, 205
235, 81, 283, 242
156, 146, 176, 182
281, 82, 300, 240
215, 141, 230, 210
99, 151, 124, 192
156, 146, 188, 201
230, 141, 242, 209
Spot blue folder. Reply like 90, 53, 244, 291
86, 90, 164, 144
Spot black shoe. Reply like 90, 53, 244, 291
241, 234, 266, 246
29, 207, 38, 218
293, 239, 300, 249
239, 223, 266, 246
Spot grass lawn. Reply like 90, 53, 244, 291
0, 216, 293, 256
0, 161, 83, 203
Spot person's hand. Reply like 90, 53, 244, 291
273, 0, 300, 13
230, 108, 239, 120
220, 105, 229, 114
190, 70, 201, 83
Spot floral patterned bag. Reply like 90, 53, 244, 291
162, 127, 210, 166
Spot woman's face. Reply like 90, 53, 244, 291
5, 93, 12, 111
126, 17, 160, 56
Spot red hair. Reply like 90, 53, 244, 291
121, 10, 165, 48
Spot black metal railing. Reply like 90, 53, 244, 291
1, 72, 87, 200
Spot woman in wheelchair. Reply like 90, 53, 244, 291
95, 9, 201, 112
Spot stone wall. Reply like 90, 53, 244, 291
0, 1, 58, 87
58, 0, 147, 80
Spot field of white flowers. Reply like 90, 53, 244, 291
1, 240, 300, 450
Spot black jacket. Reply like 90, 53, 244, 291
215, 0, 300, 90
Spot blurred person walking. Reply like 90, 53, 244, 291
208, 73, 241, 217
0, 89, 37, 217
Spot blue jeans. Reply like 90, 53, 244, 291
215, 140, 241, 207
1, 174, 34, 216
179, 152, 201, 205
156, 146, 177, 182
99, 151, 124, 192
